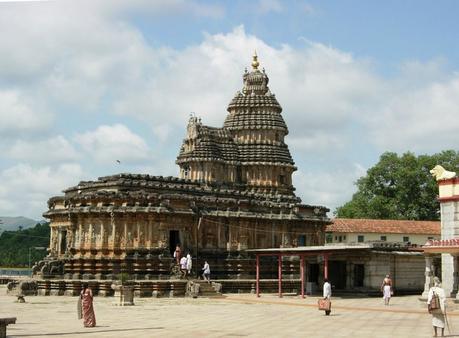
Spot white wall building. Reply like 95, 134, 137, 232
326, 218, 440, 246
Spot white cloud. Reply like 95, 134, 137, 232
74, 124, 150, 164
5, 135, 79, 164
112, 26, 381, 147
293, 163, 367, 213
83, 0, 225, 19
368, 75, 459, 152
0, 2, 458, 220
0, 163, 83, 219
0, 90, 52, 134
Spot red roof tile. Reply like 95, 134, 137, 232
326, 218, 440, 235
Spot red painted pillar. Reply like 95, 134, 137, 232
278, 254, 282, 298
324, 253, 329, 279
300, 254, 305, 298
256, 254, 260, 297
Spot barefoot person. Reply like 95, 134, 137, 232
202, 261, 211, 283
323, 278, 332, 316
186, 252, 192, 276
381, 274, 393, 306
180, 256, 188, 277
80, 282, 96, 327
428, 277, 447, 337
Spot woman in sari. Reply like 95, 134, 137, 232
80, 282, 96, 327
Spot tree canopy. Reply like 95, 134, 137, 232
335, 150, 459, 220
0, 222, 50, 267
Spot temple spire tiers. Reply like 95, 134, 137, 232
177, 54, 296, 195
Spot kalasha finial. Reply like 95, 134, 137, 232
252, 50, 259, 70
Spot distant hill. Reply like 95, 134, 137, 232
0, 216, 40, 232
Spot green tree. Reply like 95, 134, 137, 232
0, 222, 50, 267
335, 150, 459, 220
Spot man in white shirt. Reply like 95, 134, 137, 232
186, 253, 192, 276
180, 256, 188, 277
202, 261, 210, 283
323, 278, 332, 315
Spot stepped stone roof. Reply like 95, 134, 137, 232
44, 173, 329, 221
177, 53, 294, 167
177, 121, 239, 164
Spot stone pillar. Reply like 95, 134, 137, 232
422, 255, 434, 298
124, 221, 128, 249
111, 220, 116, 247
100, 221, 105, 248
442, 254, 456, 297
438, 177, 459, 296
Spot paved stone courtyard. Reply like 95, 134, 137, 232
1, 286, 459, 337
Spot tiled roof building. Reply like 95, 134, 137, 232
328, 218, 440, 235
326, 218, 440, 245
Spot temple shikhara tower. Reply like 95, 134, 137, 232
38, 54, 329, 294
177, 53, 295, 195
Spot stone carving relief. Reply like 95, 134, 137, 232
66, 228, 74, 253
50, 229, 58, 256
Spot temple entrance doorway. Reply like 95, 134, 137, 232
329, 261, 346, 289
354, 264, 364, 287
60, 231, 67, 255
169, 230, 180, 256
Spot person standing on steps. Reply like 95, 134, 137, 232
173, 244, 181, 264
180, 256, 188, 277
202, 261, 211, 283
186, 252, 192, 277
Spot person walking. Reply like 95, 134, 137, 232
186, 252, 192, 276
381, 274, 393, 306
427, 277, 447, 337
202, 261, 211, 283
323, 278, 332, 316
80, 282, 96, 327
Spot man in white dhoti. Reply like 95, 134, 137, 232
186, 252, 192, 276
323, 278, 332, 315
427, 277, 447, 337
381, 274, 393, 305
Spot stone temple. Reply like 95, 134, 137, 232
38, 54, 329, 294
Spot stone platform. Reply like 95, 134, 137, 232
32, 278, 302, 297
2, 285, 459, 337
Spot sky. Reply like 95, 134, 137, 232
0, 0, 458, 220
